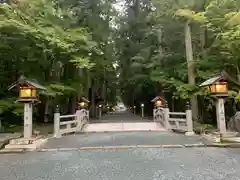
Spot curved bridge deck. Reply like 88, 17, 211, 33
84, 111, 166, 133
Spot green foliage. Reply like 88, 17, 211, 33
0, 0, 119, 123
2, 0, 240, 125
0, 99, 24, 117
193, 121, 216, 133
116, 0, 240, 121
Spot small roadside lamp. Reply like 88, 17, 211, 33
200, 74, 229, 134
98, 104, 102, 120
8, 76, 46, 138
133, 105, 136, 114
140, 103, 144, 118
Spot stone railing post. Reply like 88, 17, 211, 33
153, 106, 156, 121
163, 103, 170, 130
185, 101, 194, 136
86, 110, 89, 121
75, 109, 83, 130
54, 105, 61, 138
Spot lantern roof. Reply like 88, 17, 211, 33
200, 71, 240, 87
8, 76, 46, 91
151, 96, 167, 103
199, 75, 224, 87
80, 97, 90, 103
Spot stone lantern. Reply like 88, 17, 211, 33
8, 76, 46, 138
78, 97, 90, 110
151, 96, 167, 108
200, 74, 228, 133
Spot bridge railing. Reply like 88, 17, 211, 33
53, 106, 89, 138
153, 103, 194, 135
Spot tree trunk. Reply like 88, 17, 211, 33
102, 68, 106, 103
90, 78, 96, 118
157, 27, 164, 68
185, 20, 198, 120
71, 95, 77, 113
44, 98, 49, 123
0, 119, 2, 132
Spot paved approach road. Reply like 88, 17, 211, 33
1, 148, 240, 180
90, 110, 152, 123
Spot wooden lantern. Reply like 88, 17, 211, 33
200, 75, 228, 97
19, 86, 37, 99
151, 96, 166, 107
78, 97, 90, 109
8, 76, 46, 102
155, 99, 162, 106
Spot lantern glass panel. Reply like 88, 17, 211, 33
215, 83, 227, 93
156, 100, 162, 106
209, 85, 216, 93
80, 102, 85, 107
31, 89, 37, 97
20, 87, 32, 98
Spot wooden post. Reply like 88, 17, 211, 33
163, 103, 170, 130
54, 105, 61, 138
185, 102, 194, 136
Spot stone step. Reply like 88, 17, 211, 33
0, 148, 26, 153
4, 144, 37, 150
222, 137, 240, 142
5, 138, 47, 150
9, 136, 44, 145
222, 132, 239, 138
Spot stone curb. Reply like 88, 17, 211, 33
36, 144, 207, 152
2, 143, 240, 154
0, 149, 28, 154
